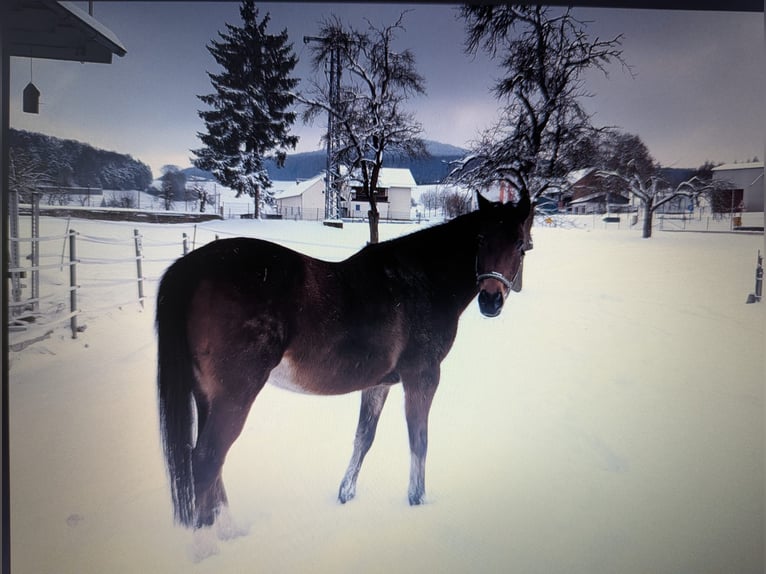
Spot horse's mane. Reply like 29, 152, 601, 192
354, 209, 482, 260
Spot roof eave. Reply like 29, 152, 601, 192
5, 0, 126, 64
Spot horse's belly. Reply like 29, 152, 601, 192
267, 355, 392, 395
267, 358, 312, 394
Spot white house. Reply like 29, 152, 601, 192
712, 162, 764, 212
272, 174, 327, 220
345, 168, 416, 221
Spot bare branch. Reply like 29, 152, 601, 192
456, 5, 628, 201
300, 11, 427, 242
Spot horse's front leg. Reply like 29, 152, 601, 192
403, 367, 440, 505
338, 385, 391, 503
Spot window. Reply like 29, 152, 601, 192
352, 187, 389, 203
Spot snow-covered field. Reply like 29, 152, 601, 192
8, 213, 764, 573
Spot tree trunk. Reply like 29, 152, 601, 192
368, 208, 380, 244
642, 200, 653, 238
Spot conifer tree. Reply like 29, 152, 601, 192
193, 0, 298, 217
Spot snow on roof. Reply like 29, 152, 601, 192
378, 168, 416, 188
712, 161, 764, 171
567, 167, 597, 184
57, 1, 127, 57
271, 173, 325, 200
349, 168, 416, 188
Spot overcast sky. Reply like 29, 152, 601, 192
8, 2, 764, 177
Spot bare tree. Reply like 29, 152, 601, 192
158, 166, 187, 211
298, 13, 428, 243
191, 184, 212, 213
591, 129, 658, 202
419, 188, 442, 213
443, 189, 473, 218
104, 191, 137, 209
452, 5, 628, 207
9, 149, 49, 202
599, 169, 720, 238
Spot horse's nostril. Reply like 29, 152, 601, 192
478, 290, 504, 317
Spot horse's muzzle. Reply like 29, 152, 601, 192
478, 289, 504, 317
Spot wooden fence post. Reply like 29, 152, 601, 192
134, 229, 145, 308
31, 193, 40, 312
9, 188, 22, 316
69, 229, 78, 339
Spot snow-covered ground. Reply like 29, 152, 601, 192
8, 213, 764, 573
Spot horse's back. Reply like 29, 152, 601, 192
171, 237, 306, 287
160, 237, 307, 357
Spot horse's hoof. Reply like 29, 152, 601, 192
408, 494, 425, 506
216, 506, 248, 540
338, 484, 356, 504
338, 478, 356, 504
189, 527, 220, 563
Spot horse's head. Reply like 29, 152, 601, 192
475, 193, 531, 318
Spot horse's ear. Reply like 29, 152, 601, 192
515, 193, 531, 221
477, 192, 492, 212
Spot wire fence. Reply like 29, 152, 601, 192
9, 206, 762, 350
270, 206, 416, 222
7, 218, 360, 350
7, 225, 193, 350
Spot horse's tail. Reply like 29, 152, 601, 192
156, 260, 197, 528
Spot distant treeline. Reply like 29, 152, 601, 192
9, 129, 466, 195
259, 141, 467, 185
9, 129, 153, 191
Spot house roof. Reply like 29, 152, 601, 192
272, 173, 325, 200
272, 168, 416, 200
4, 0, 127, 63
350, 168, 416, 189
544, 167, 598, 197
378, 168, 416, 188
569, 191, 629, 205
712, 161, 764, 172
567, 167, 597, 185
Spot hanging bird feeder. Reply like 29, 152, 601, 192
23, 82, 40, 114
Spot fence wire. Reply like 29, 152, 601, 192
8, 227, 193, 349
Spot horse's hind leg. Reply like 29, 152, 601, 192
192, 390, 261, 529
403, 367, 440, 505
191, 349, 272, 530
338, 385, 391, 503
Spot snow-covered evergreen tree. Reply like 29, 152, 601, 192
192, 0, 298, 218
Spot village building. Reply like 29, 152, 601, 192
272, 174, 327, 221
712, 161, 764, 212
345, 168, 416, 221
565, 168, 631, 214
270, 167, 417, 222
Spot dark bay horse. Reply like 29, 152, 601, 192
156, 193, 530, 531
